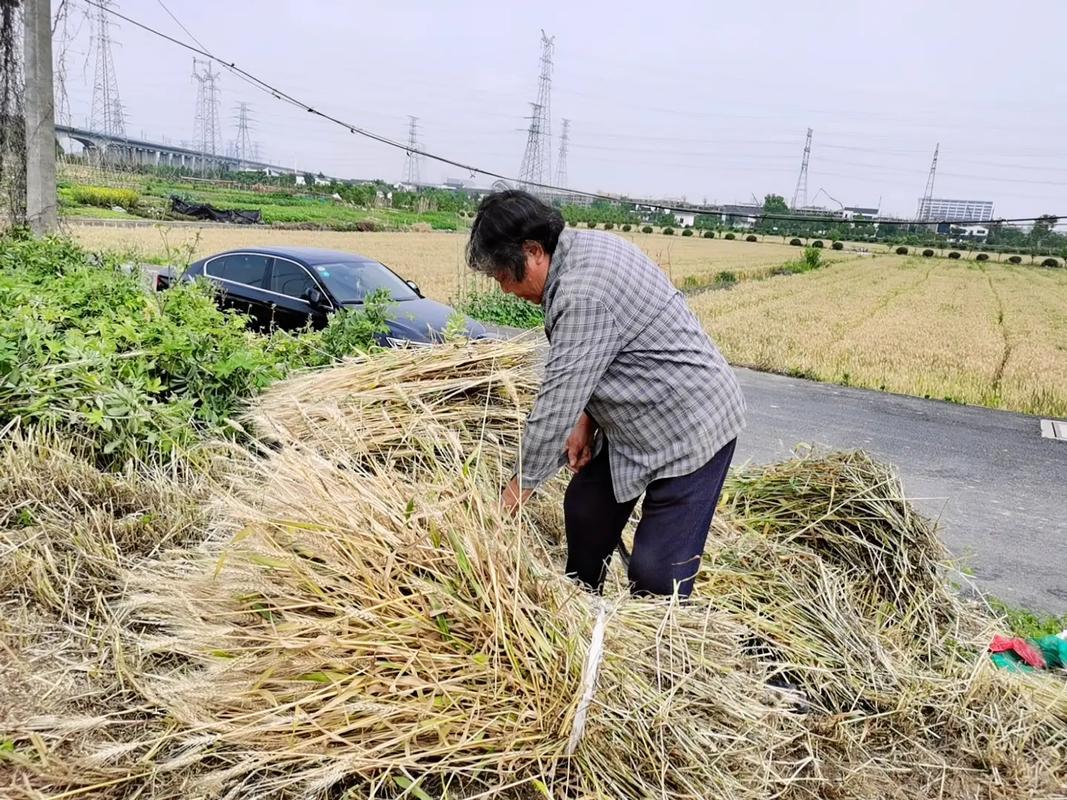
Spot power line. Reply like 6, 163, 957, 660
791, 128, 812, 209
76, 0, 1064, 227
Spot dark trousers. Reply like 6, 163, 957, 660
563, 438, 736, 597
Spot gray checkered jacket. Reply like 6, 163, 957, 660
516, 228, 746, 502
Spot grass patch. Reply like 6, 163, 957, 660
457, 289, 544, 329
989, 597, 1067, 639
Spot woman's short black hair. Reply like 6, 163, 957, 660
466, 190, 565, 282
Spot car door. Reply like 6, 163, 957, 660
267, 257, 332, 331
203, 253, 275, 330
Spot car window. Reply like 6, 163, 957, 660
271, 258, 318, 300
312, 260, 417, 303
207, 253, 269, 288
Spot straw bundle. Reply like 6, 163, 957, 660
5, 340, 1066, 799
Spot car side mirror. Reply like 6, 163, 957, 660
303, 286, 326, 307
405, 279, 423, 297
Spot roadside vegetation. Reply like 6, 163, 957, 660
0, 233, 389, 466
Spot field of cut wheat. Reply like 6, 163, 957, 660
691, 255, 1067, 416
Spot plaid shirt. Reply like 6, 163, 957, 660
516, 228, 746, 502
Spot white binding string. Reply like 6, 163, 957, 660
566, 600, 609, 756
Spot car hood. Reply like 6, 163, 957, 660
343, 297, 487, 343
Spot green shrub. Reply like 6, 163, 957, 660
70, 185, 140, 210
703, 231, 715, 239
811, 240, 824, 248
604, 222, 615, 230
724, 232, 736, 240
948, 251, 961, 259
789, 238, 803, 246
922, 249, 935, 257
621, 224, 631, 232
1008, 255, 1022, 264
896, 246, 909, 255
745, 234, 757, 242
715, 270, 737, 286
457, 289, 543, 329
663, 227, 675, 236
1041, 257, 1061, 268
831, 241, 843, 250
0, 235, 388, 466
586, 221, 597, 228
976, 252, 989, 261
682, 228, 693, 237
641, 226, 653, 234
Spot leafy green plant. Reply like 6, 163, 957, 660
724, 232, 736, 240
456, 289, 543, 329
662, 227, 675, 236
922, 249, 935, 257
976, 253, 990, 261
715, 270, 737, 286
703, 231, 715, 239
896, 246, 909, 255
948, 251, 961, 259
603, 222, 615, 230
988, 597, 1067, 639
69, 185, 140, 210
641, 226, 653, 234
789, 238, 802, 246
0, 235, 388, 466
831, 241, 844, 250
621, 224, 631, 232
1041, 257, 1061, 268
745, 234, 758, 242
1008, 255, 1022, 264
811, 240, 824, 248
682, 228, 693, 237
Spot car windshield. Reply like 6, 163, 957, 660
309, 260, 418, 303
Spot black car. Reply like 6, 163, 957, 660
155, 246, 487, 344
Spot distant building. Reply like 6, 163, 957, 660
842, 206, 879, 219
674, 212, 696, 228
952, 224, 989, 241
917, 198, 994, 223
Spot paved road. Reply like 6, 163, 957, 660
733, 367, 1067, 614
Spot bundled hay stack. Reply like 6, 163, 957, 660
6, 340, 1066, 799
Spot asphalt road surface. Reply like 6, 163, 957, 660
733, 367, 1067, 614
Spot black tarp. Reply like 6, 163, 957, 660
170, 195, 262, 224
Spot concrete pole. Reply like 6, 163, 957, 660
24, 0, 58, 233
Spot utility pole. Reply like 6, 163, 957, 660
191, 58, 221, 172
89, 0, 124, 139
555, 118, 570, 188
518, 30, 554, 193
234, 101, 255, 167
24, 0, 57, 233
791, 127, 812, 210
918, 143, 939, 221
401, 115, 420, 186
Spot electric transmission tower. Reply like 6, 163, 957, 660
918, 142, 939, 221
233, 102, 255, 166
191, 58, 222, 170
518, 30, 554, 192
554, 118, 570, 188
791, 127, 812, 210
401, 115, 420, 186
89, 0, 125, 138
53, 0, 73, 129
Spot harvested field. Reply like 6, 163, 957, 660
68, 223, 811, 301
3, 341, 1065, 799
693, 255, 1067, 417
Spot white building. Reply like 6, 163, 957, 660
673, 212, 696, 228
917, 198, 994, 222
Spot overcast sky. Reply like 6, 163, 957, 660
57, 0, 1067, 218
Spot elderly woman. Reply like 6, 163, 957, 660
466, 190, 745, 597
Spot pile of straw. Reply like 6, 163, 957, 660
4, 340, 1066, 799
